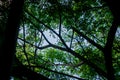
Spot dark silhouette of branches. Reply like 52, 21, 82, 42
70, 30, 74, 48
25, 10, 69, 49
24, 65, 85, 80
12, 57, 50, 80
102, 0, 120, 79
5, 0, 119, 79
17, 18, 107, 78
23, 23, 31, 68
72, 26, 104, 52
18, 37, 51, 50
103, 19, 118, 80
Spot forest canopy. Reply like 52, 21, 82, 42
0, 0, 120, 80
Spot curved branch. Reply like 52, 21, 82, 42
18, 37, 51, 50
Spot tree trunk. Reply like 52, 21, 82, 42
0, 0, 24, 79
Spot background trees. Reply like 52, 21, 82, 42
0, 0, 120, 80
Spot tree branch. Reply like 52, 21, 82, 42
25, 65, 85, 80
24, 7, 107, 79
50, 44, 107, 78
59, 12, 62, 35
23, 23, 31, 68
12, 57, 50, 80
18, 38, 107, 78
70, 30, 74, 48
18, 37, 51, 50
72, 26, 104, 52
103, 19, 118, 80
24, 16, 52, 44
34, 31, 42, 65
24, 13, 69, 49
103, 0, 120, 24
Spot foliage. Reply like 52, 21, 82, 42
1, 0, 120, 80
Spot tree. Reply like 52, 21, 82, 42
0, 0, 24, 79
0, 0, 120, 80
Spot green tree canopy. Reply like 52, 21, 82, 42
0, 0, 120, 80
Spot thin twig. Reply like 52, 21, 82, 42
23, 22, 30, 68
59, 12, 62, 35
70, 30, 74, 48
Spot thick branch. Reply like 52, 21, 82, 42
103, 0, 120, 24
103, 19, 118, 80
12, 57, 50, 80
25, 65, 85, 80
50, 44, 107, 78
72, 27, 104, 52
18, 37, 51, 50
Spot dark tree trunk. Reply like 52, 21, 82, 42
0, 0, 50, 79
104, 0, 120, 24
103, 0, 120, 80
104, 20, 118, 80
0, 0, 24, 79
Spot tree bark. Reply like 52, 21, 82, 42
103, 0, 119, 80
104, 0, 120, 24
103, 19, 118, 80
0, 0, 24, 79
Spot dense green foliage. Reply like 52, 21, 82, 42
0, 0, 120, 80
16, 0, 120, 80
